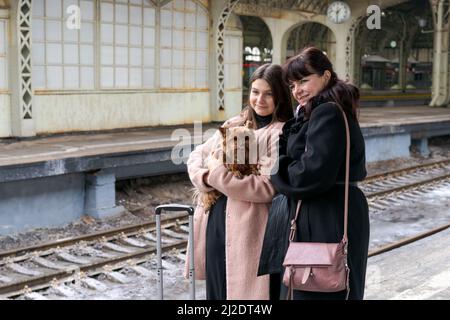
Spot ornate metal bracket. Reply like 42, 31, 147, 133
18, 0, 33, 120
216, 0, 240, 111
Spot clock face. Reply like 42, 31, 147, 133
327, 1, 351, 24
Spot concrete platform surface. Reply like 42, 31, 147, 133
365, 227, 450, 300
0, 106, 448, 168
0, 123, 219, 167
359, 105, 450, 127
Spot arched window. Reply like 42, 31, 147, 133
263, 48, 272, 62
99, 0, 156, 88
32, 0, 96, 89
160, 0, 208, 89
252, 47, 261, 62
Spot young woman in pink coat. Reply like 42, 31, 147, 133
186, 64, 293, 300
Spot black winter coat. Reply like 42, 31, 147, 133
258, 102, 370, 300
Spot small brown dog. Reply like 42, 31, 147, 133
193, 122, 259, 213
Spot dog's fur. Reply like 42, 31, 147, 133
193, 122, 259, 213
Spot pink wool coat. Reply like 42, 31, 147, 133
185, 115, 284, 300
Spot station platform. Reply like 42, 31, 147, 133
0, 105, 449, 234
365, 227, 450, 300
359, 106, 450, 161
0, 122, 218, 182
0, 106, 450, 170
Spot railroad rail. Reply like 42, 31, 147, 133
368, 223, 450, 258
0, 158, 449, 299
361, 159, 450, 215
362, 158, 450, 196
0, 214, 190, 299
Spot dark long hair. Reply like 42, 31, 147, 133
243, 64, 294, 128
283, 47, 360, 121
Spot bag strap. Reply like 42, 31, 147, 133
289, 103, 351, 245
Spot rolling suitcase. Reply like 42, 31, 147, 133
155, 204, 195, 300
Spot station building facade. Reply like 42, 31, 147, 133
0, 0, 446, 139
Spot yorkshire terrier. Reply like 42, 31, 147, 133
193, 121, 260, 213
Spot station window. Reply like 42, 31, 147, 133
0, 19, 7, 90
160, 0, 209, 89
32, 0, 96, 90
100, 0, 156, 89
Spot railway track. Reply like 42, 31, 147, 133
362, 158, 450, 196
0, 158, 449, 299
0, 214, 191, 299
361, 159, 450, 215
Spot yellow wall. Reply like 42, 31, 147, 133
0, 94, 11, 137
33, 91, 211, 135
198, 0, 209, 9
223, 90, 243, 121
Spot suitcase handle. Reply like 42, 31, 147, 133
154, 204, 195, 300
155, 204, 194, 215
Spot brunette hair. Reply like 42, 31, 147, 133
242, 63, 293, 128
283, 47, 360, 121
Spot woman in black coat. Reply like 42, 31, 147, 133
259, 47, 370, 300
